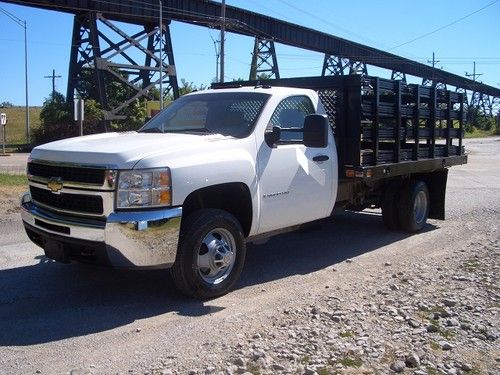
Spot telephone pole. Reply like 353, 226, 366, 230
220, 0, 226, 83
465, 61, 482, 82
159, 0, 163, 109
427, 52, 440, 68
0, 6, 30, 144
44, 69, 62, 99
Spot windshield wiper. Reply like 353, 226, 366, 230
140, 128, 163, 133
166, 128, 212, 134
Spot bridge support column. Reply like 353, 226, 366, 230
67, 13, 179, 124
321, 54, 367, 76
391, 70, 407, 84
249, 38, 280, 80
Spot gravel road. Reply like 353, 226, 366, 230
0, 138, 499, 375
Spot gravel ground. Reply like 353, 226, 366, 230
0, 138, 498, 375
166, 233, 499, 375
0, 185, 25, 218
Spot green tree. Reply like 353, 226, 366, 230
75, 68, 149, 131
178, 78, 207, 96
0, 101, 14, 108
39, 92, 71, 125
33, 92, 105, 145
466, 106, 496, 132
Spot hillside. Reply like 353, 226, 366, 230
0, 106, 41, 146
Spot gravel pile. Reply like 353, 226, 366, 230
154, 232, 499, 375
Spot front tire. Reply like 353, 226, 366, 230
171, 209, 246, 299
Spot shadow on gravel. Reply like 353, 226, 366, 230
240, 210, 436, 288
0, 210, 435, 346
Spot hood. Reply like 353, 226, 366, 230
30, 132, 234, 169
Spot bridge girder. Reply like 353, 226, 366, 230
3, 0, 499, 122
4, 0, 499, 97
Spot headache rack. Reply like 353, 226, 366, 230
213, 75, 467, 180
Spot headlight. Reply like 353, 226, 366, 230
116, 168, 172, 209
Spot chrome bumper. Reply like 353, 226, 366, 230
21, 192, 182, 268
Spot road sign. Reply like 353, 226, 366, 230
74, 99, 84, 136
74, 99, 84, 122
1, 113, 6, 154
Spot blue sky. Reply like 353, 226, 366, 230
0, 0, 499, 106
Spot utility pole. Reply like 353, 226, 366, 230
44, 69, 62, 99
427, 52, 441, 85
465, 61, 482, 82
159, 0, 164, 109
427, 52, 440, 68
210, 34, 220, 83
465, 62, 484, 124
0, 7, 30, 145
220, 0, 226, 83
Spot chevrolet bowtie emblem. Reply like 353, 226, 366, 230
47, 177, 63, 193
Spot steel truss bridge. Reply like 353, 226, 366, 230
2, 0, 499, 121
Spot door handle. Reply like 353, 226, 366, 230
313, 155, 329, 162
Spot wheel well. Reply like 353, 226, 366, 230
380, 170, 448, 220
411, 170, 448, 220
182, 183, 253, 237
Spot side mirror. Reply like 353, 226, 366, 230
303, 114, 329, 148
264, 126, 281, 148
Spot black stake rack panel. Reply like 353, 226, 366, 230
213, 75, 467, 180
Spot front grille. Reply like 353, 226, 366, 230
30, 186, 104, 215
28, 162, 105, 185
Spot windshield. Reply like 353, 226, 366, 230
139, 92, 270, 138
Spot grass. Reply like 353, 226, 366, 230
246, 361, 261, 375
461, 259, 482, 273
439, 329, 456, 340
338, 330, 354, 338
337, 356, 363, 368
0, 173, 28, 186
0, 106, 42, 145
318, 355, 364, 375
317, 368, 334, 375
430, 341, 441, 351
300, 355, 311, 365
464, 127, 499, 138
426, 365, 439, 375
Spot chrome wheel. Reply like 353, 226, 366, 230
413, 189, 428, 225
197, 228, 236, 285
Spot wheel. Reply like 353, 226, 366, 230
398, 180, 430, 232
381, 180, 402, 230
171, 209, 246, 299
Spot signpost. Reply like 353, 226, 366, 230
1, 113, 7, 154
74, 99, 84, 136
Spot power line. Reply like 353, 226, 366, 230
389, 0, 500, 50
0, 6, 25, 27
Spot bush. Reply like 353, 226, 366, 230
32, 93, 105, 146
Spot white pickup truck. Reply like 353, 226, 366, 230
21, 76, 467, 298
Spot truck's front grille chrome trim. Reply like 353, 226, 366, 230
28, 162, 105, 185
27, 160, 117, 190
30, 185, 104, 215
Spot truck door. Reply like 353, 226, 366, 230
257, 95, 336, 233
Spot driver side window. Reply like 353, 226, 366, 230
267, 96, 315, 141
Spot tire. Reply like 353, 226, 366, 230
398, 180, 430, 232
381, 181, 401, 230
171, 209, 246, 299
